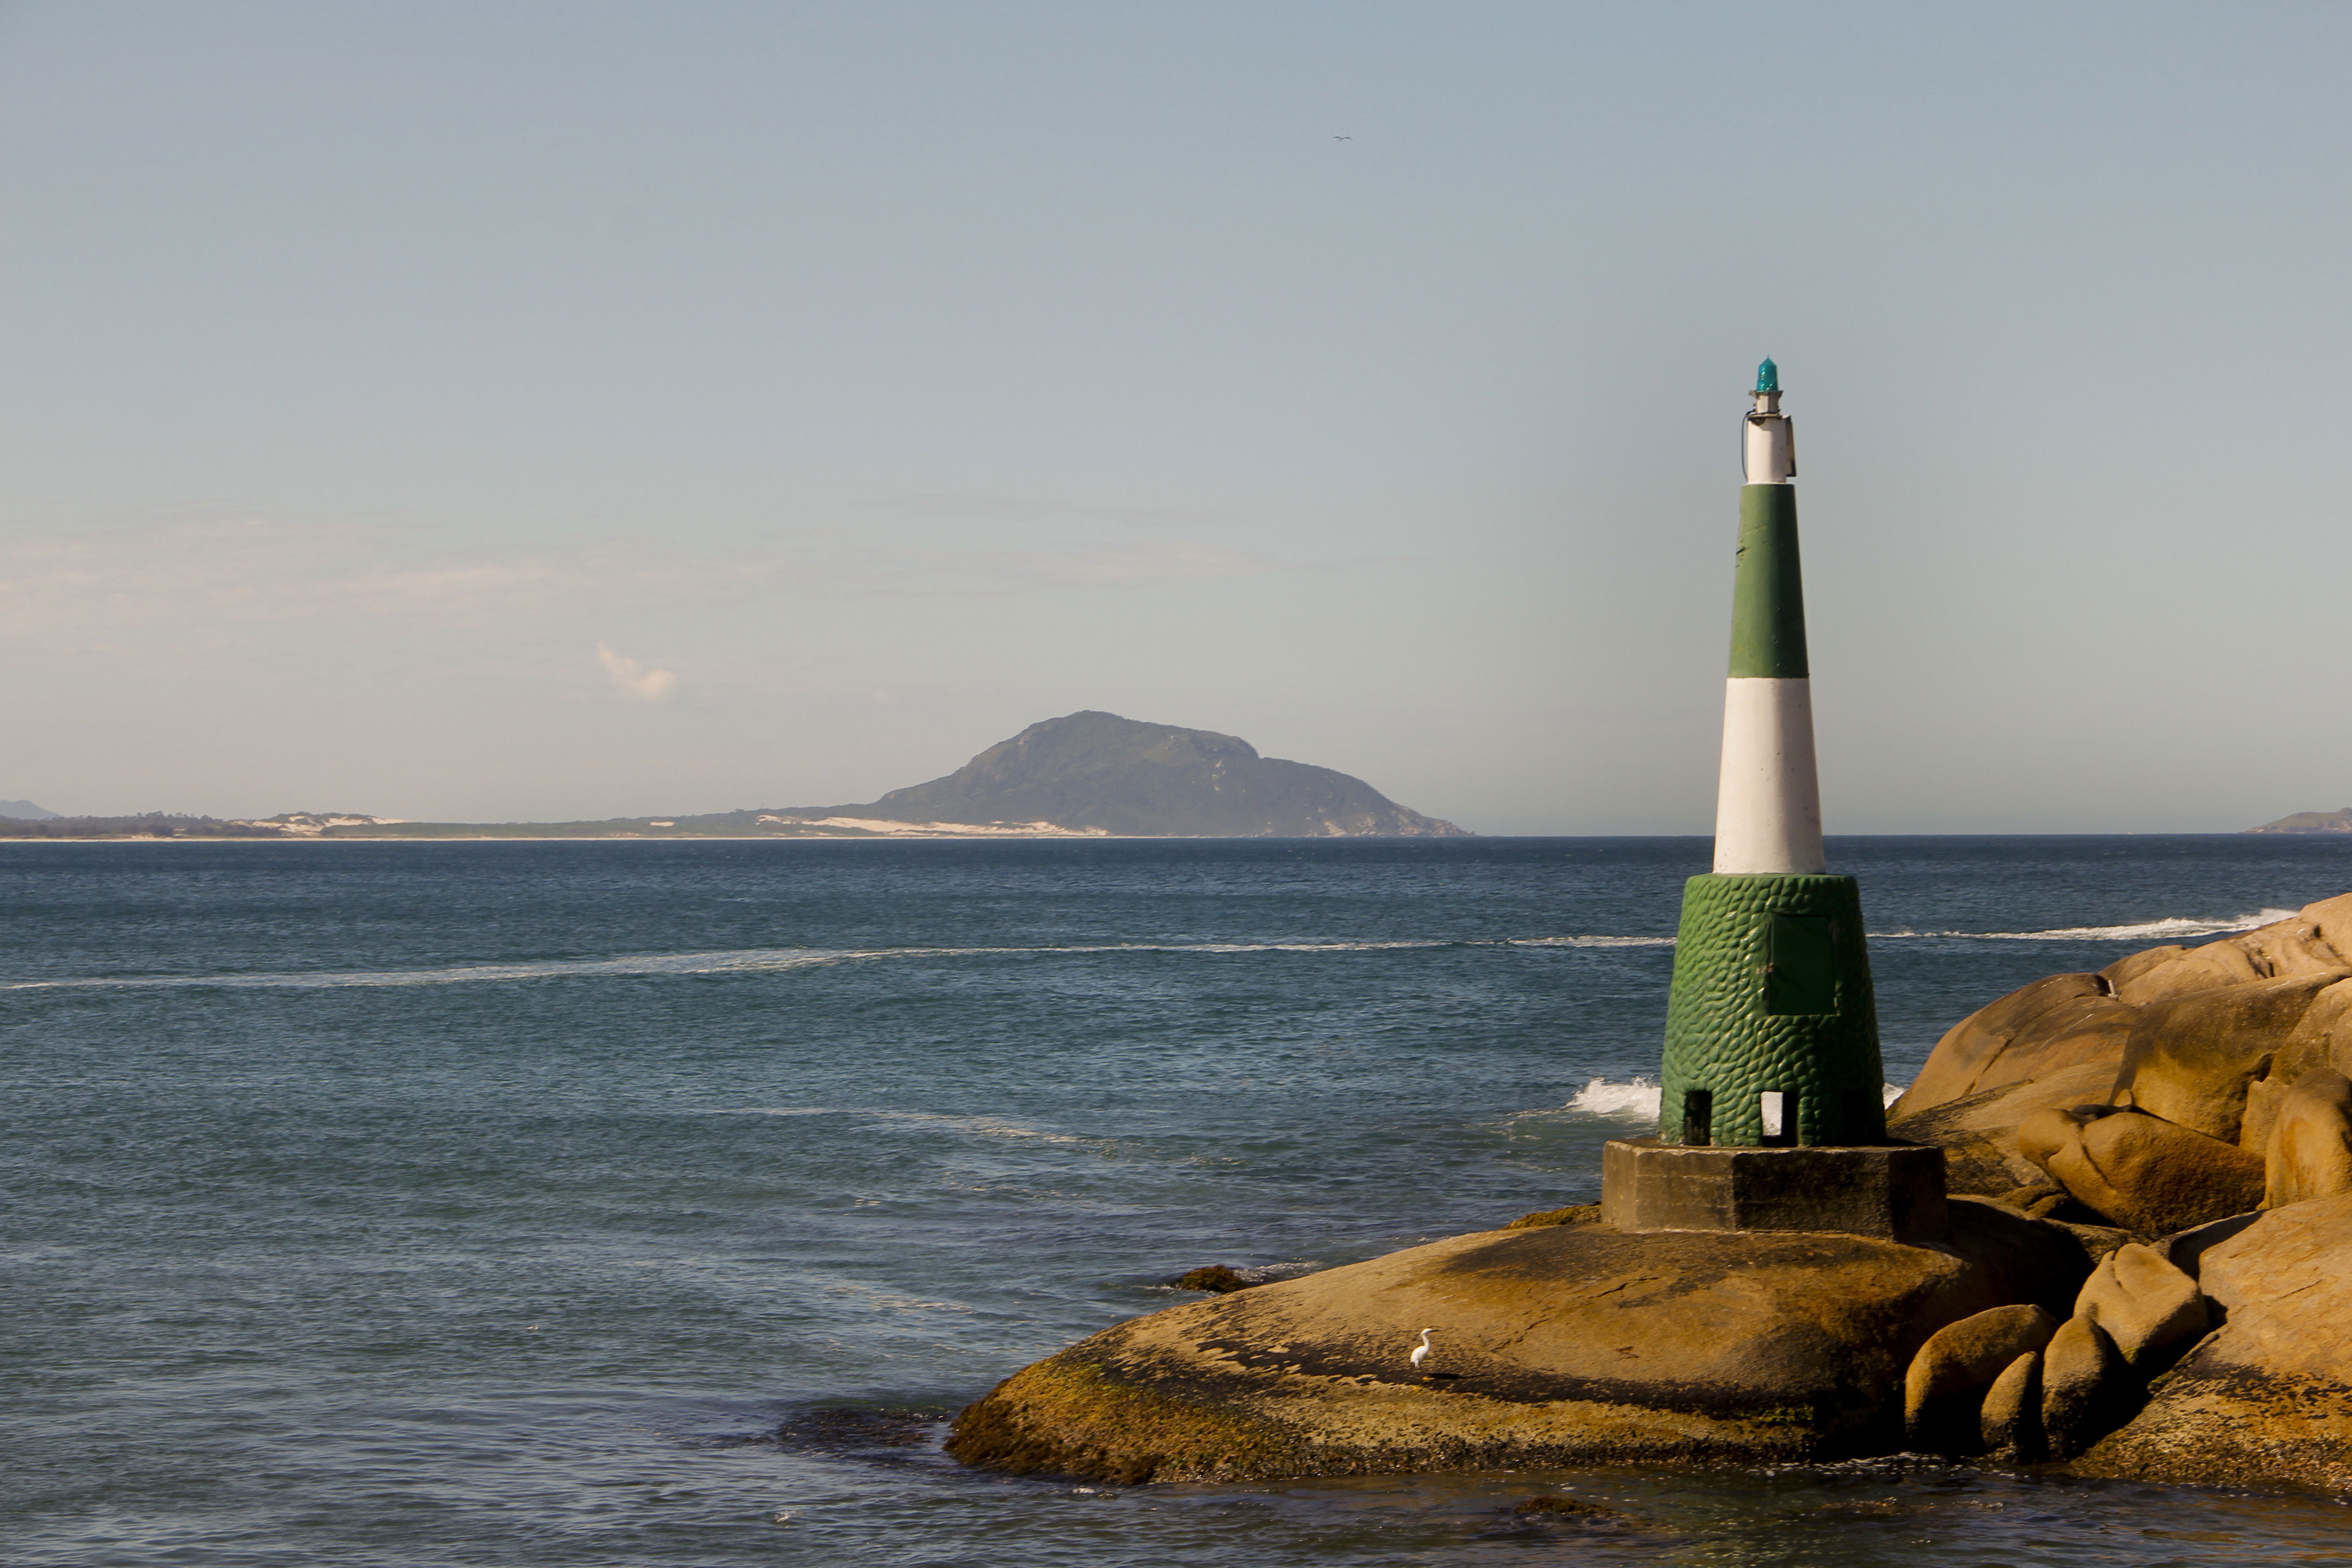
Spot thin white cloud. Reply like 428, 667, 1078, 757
0, 513, 1292, 649
595, 642, 677, 701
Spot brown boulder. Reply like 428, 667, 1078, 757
2101, 896, 2352, 1004
2110, 972, 2352, 1142
2102, 939, 2268, 1002
2015, 1104, 2264, 1233
2264, 1068, 2352, 1208
2072, 1243, 2207, 1371
1892, 896, 2352, 1157
1891, 974, 2134, 1117
2040, 1313, 2131, 1459
1887, 1062, 2120, 1196
2277, 975, 2352, 1082
1980, 1350, 2043, 1458
1901, 1303, 2059, 1453
948, 1201, 2088, 1482
2077, 1195, 2352, 1489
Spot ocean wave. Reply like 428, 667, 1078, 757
0, 947, 887, 991
1561, 1078, 1905, 1120
1872, 908, 2296, 943
699, 1107, 1085, 1143
1564, 1077, 1663, 1118
5, 910, 2274, 992
0, 935, 1652, 991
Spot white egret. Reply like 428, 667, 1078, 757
1410, 1328, 1437, 1371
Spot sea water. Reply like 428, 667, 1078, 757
6, 835, 2352, 1566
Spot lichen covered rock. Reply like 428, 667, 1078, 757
949, 1200, 2085, 1482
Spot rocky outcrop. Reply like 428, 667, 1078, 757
2013, 1104, 2263, 1234
1894, 1237, 2213, 1463
2074, 1243, 2209, 1370
2078, 1196, 2352, 1489
1901, 1304, 2059, 1453
954, 887, 2352, 1492
2264, 1069, 2352, 1207
948, 1200, 2088, 1482
1890, 893, 2352, 1231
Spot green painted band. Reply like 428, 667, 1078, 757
1728, 484, 1809, 678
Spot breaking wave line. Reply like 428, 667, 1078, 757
0, 935, 1654, 992
1562, 1078, 1905, 1120
1871, 909, 2296, 943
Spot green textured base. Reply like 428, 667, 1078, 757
1656, 873, 1885, 1147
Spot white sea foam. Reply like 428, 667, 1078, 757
0, 947, 893, 991
1873, 908, 2297, 943
6, 910, 2277, 993
0, 936, 1534, 991
1562, 1078, 1905, 1118
1564, 1078, 1662, 1118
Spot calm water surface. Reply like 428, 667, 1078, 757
6, 836, 2352, 1565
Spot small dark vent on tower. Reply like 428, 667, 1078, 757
1679, 1089, 1713, 1146
1843, 1087, 1885, 1144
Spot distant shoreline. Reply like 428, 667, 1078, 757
1, 830, 2341, 844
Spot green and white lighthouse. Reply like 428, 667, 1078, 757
1654, 360, 1888, 1150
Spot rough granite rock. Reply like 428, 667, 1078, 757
1979, 1350, 2043, 1458
1901, 1304, 2059, 1453
1885, 1063, 2121, 1196
2014, 1104, 2264, 1234
2041, 1313, 2132, 1460
1894, 895, 2352, 1128
1890, 975, 2135, 1118
947, 1201, 2088, 1482
2071, 1243, 2208, 1372
2104, 896, 2352, 1004
2264, 1068, 2352, 1208
2110, 972, 2352, 1142
2077, 1195, 2352, 1490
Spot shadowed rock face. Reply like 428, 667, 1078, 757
947, 1201, 2088, 1484
797, 711, 1469, 838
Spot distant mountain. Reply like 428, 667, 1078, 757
2248, 808, 2352, 834
308, 711, 1469, 839
770, 711, 1469, 837
5, 714, 1469, 841
0, 799, 59, 821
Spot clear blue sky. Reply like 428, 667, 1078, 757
2, 1, 2345, 831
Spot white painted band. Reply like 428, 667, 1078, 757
1712, 677, 1825, 874
1743, 416, 1794, 484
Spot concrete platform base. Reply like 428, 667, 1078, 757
1602, 1137, 1949, 1242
